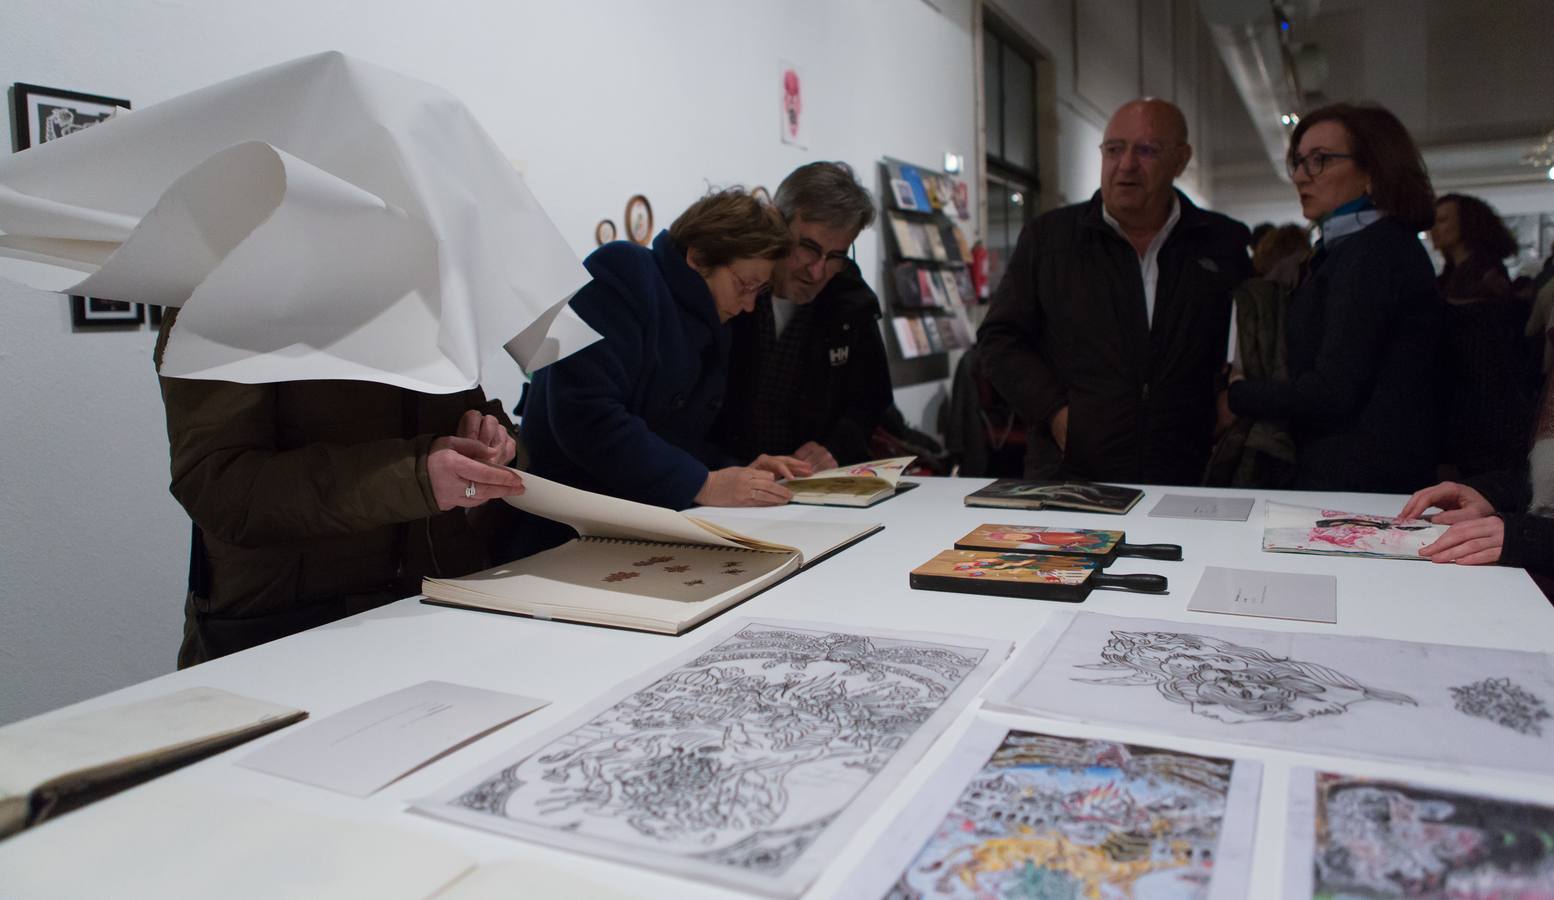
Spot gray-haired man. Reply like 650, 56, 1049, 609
712, 162, 893, 470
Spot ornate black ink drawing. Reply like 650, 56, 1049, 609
446, 622, 989, 880
1450, 677, 1551, 736
1074, 629, 1417, 724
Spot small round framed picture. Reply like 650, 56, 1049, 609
625, 194, 654, 245
594, 219, 617, 246
750, 185, 772, 205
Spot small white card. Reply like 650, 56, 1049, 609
1187, 566, 1338, 624
240, 681, 547, 797
1149, 493, 1255, 521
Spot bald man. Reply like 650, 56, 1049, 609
978, 98, 1251, 484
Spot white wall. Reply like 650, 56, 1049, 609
0, 0, 981, 724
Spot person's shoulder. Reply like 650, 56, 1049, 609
817, 261, 882, 319
1179, 197, 1251, 246
584, 239, 655, 280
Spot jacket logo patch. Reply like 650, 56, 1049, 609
828, 346, 850, 366
1198, 257, 1220, 273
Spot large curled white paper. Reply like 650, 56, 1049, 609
0, 51, 597, 390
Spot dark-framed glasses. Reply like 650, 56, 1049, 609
1287, 150, 1355, 178
793, 238, 851, 273
1099, 140, 1178, 162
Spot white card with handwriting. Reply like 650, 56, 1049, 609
1148, 494, 1255, 521
1187, 566, 1337, 624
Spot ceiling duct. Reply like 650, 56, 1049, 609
1199, 0, 1322, 181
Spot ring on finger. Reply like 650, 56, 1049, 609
464, 481, 477, 499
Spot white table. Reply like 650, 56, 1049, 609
5, 478, 1552, 898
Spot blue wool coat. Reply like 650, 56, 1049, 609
520, 231, 732, 544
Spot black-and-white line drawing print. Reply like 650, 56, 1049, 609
1451, 676, 1552, 736
1074, 629, 1418, 724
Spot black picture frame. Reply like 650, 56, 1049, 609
70, 295, 144, 329
10, 82, 130, 152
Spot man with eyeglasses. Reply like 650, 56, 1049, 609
713, 162, 892, 471
978, 98, 1251, 485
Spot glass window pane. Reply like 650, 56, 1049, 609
984, 33, 1003, 160
1002, 47, 1034, 171
986, 170, 1033, 294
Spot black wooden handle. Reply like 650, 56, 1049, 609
1091, 572, 1169, 593
1118, 542, 1183, 561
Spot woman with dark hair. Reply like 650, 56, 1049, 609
1227, 102, 1442, 492
1432, 192, 1534, 476
513, 188, 804, 555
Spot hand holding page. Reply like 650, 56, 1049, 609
0, 51, 596, 390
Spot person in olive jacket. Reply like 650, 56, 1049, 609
978, 98, 1251, 485
154, 309, 526, 668
713, 162, 891, 471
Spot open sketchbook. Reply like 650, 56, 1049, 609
780, 455, 916, 507
421, 472, 881, 634
0, 687, 305, 839
0, 779, 637, 900
1262, 501, 1445, 560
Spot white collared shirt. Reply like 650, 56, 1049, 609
1103, 195, 1181, 325
771, 295, 798, 337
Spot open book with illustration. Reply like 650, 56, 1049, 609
1262, 502, 1445, 560
781, 456, 917, 507
421, 472, 881, 634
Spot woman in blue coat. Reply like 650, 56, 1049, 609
1228, 103, 1441, 493
516, 189, 808, 554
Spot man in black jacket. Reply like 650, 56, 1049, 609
978, 99, 1251, 484
714, 162, 892, 470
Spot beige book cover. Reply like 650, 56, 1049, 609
782, 456, 916, 508
0, 687, 305, 839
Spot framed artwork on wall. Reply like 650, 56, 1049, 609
594, 219, 617, 246
70, 296, 143, 328
10, 82, 130, 152
625, 195, 653, 245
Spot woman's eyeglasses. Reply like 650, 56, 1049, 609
1287, 150, 1355, 179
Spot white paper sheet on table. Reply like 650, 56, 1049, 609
985, 611, 1554, 778
0, 51, 596, 391
412, 618, 1010, 898
1187, 565, 1338, 624
238, 681, 547, 797
836, 717, 1262, 900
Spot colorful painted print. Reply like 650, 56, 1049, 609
914, 550, 1095, 585
1298, 771, 1554, 898
859, 722, 1259, 900
958, 524, 1121, 556
1263, 502, 1446, 560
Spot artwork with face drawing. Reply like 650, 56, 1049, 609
832, 720, 1262, 900
1262, 501, 1447, 560
414, 619, 1009, 897
983, 612, 1554, 778
1283, 769, 1554, 898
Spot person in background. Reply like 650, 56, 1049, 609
514, 188, 804, 555
155, 311, 525, 667
978, 97, 1251, 485
712, 162, 891, 471
1431, 192, 1534, 478
1227, 102, 1440, 493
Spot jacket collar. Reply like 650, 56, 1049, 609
1080, 188, 1209, 236
651, 230, 722, 329
808, 258, 881, 319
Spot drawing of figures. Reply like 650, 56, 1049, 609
1263, 502, 1446, 559
887, 730, 1242, 899
1309, 773, 1554, 897
431, 622, 998, 894
1451, 677, 1553, 736
1074, 630, 1417, 724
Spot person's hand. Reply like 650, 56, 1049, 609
695, 466, 794, 507
1398, 481, 1494, 523
428, 436, 525, 510
1050, 406, 1069, 452
749, 454, 814, 480
1214, 388, 1236, 438
455, 409, 517, 466
1420, 516, 1504, 565
792, 441, 837, 472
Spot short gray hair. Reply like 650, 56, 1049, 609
773, 161, 876, 234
